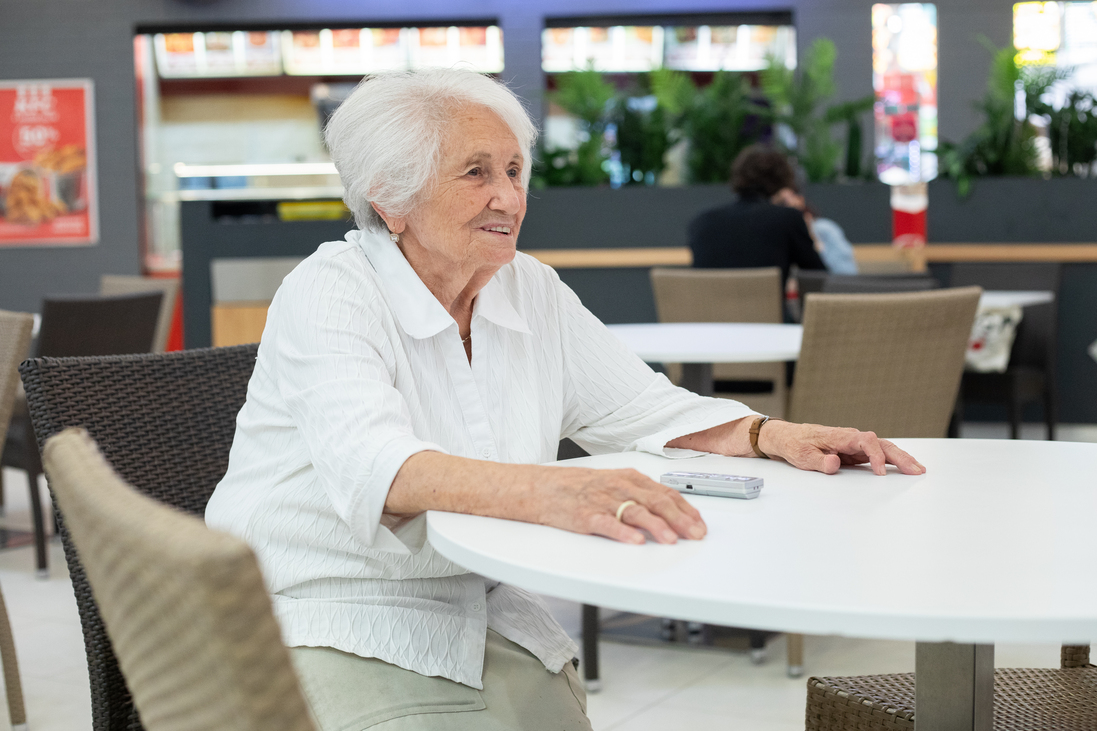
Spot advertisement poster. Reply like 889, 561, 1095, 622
0, 79, 98, 246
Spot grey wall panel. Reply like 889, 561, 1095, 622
1, 0, 1014, 317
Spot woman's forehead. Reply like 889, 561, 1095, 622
443, 108, 522, 161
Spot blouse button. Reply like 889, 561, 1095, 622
470, 602, 483, 612
481, 448, 491, 458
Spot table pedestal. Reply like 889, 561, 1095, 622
679, 363, 714, 396
915, 642, 994, 731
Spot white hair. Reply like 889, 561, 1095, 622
324, 68, 538, 232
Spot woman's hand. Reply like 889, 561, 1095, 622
532, 466, 707, 546
758, 420, 925, 476
388, 453, 706, 546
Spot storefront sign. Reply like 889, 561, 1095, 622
0, 79, 98, 246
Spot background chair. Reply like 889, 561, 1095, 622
21, 343, 258, 730
821, 274, 939, 294
806, 645, 1094, 730
789, 288, 982, 438
100, 275, 180, 354
42, 427, 314, 731
1, 291, 163, 576
950, 263, 1060, 439
0, 310, 33, 731
650, 267, 786, 418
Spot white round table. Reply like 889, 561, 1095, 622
428, 439, 1097, 729
606, 322, 802, 395
978, 290, 1054, 310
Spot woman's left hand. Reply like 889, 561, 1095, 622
758, 421, 925, 476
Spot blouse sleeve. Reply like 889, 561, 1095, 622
553, 274, 758, 457
268, 253, 447, 550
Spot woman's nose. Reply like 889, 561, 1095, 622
490, 174, 521, 213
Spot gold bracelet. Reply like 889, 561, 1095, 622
749, 415, 784, 459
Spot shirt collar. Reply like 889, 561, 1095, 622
351, 228, 530, 339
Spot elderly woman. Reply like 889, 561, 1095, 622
206, 68, 923, 730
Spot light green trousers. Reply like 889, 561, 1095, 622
290, 630, 592, 730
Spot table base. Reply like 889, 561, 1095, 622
915, 642, 994, 731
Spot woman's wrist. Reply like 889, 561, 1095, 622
756, 418, 792, 461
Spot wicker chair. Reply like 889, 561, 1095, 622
950, 263, 1061, 440
0, 310, 33, 731
100, 275, 181, 354
42, 427, 314, 731
821, 275, 939, 294
2, 291, 164, 576
805, 646, 1096, 729
789, 288, 982, 438
650, 267, 787, 417
20, 343, 259, 731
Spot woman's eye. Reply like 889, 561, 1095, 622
507, 168, 519, 178
467, 167, 482, 177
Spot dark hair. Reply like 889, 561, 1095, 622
730, 144, 796, 198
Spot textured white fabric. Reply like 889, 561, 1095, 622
205, 228, 757, 688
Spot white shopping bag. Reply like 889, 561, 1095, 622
966, 305, 1023, 373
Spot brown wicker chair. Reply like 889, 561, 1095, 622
789, 287, 982, 438
20, 343, 258, 731
0, 310, 33, 731
42, 427, 314, 731
650, 267, 786, 417
805, 646, 1096, 729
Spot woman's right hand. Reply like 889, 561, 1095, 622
387, 453, 706, 546
528, 466, 707, 545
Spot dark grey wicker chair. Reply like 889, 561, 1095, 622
1, 291, 164, 575
806, 646, 1095, 730
20, 343, 258, 731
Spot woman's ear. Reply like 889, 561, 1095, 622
371, 202, 406, 234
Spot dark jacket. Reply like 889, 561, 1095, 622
688, 195, 826, 287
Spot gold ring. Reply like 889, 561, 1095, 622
615, 500, 638, 522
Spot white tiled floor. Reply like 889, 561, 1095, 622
0, 421, 1092, 730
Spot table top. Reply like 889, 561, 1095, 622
606, 322, 803, 363
979, 290, 1054, 309
428, 438, 1097, 645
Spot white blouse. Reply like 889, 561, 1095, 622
205, 229, 757, 688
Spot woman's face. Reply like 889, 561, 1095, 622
399, 106, 526, 276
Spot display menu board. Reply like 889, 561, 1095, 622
280, 25, 502, 75
872, 3, 939, 185
544, 23, 794, 73
1015, 2, 1097, 106
154, 31, 283, 78
0, 79, 98, 246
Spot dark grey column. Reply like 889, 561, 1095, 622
914, 642, 994, 731
679, 363, 714, 397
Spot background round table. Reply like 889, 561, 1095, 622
605, 322, 802, 395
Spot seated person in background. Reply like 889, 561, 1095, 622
771, 187, 858, 275
205, 69, 923, 731
688, 144, 825, 289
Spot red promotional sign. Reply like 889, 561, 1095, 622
0, 79, 98, 246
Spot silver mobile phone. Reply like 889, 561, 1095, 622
660, 471, 764, 499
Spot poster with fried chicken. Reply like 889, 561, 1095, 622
0, 79, 98, 246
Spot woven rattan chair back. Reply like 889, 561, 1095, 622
37, 292, 163, 358
650, 267, 786, 416
100, 276, 181, 354
0, 310, 33, 730
789, 287, 982, 438
821, 275, 939, 294
0, 310, 34, 448
42, 428, 314, 731
20, 344, 259, 731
